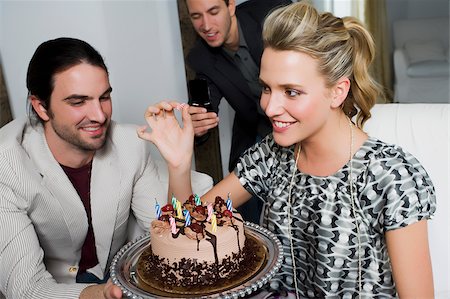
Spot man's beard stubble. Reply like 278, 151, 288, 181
47, 110, 110, 152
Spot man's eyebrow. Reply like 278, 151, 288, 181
63, 94, 89, 101
101, 87, 113, 96
63, 87, 112, 101
190, 5, 220, 16
207, 5, 220, 12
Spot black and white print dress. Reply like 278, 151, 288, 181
235, 135, 436, 298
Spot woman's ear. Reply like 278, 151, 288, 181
29, 95, 50, 121
330, 77, 350, 108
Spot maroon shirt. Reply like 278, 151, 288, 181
61, 161, 99, 275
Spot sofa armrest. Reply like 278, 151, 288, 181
393, 48, 409, 83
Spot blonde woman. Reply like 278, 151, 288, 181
138, 2, 435, 298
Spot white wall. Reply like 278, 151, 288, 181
0, 0, 187, 126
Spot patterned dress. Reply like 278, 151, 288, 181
235, 135, 436, 298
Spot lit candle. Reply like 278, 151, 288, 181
194, 194, 201, 206
211, 214, 217, 232
226, 193, 232, 212
206, 203, 213, 221
169, 217, 178, 234
171, 194, 177, 209
155, 199, 162, 219
183, 210, 191, 226
176, 200, 183, 219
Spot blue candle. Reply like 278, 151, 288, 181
226, 193, 232, 212
155, 199, 162, 219
183, 210, 191, 226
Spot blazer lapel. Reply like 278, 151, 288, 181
214, 54, 254, 99
238, 16, 263, 65
23, 125, 88, 248
89, 139, 121, 273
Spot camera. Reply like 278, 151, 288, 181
188, 79, 213, 111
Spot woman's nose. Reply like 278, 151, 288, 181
262, 94, 283, 117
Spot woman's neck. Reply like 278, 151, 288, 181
296, 116, 366, 177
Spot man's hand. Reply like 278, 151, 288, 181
103, 280, 122, 299
188, 106, 219, 137
79, 280, 122, 299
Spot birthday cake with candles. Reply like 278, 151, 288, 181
136, 195, 248, 291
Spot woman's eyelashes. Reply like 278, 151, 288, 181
283, 85, 307, 98
285, 88, 303, 97
259, 81, 305, 98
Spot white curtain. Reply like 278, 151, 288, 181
312, 0, 365, 22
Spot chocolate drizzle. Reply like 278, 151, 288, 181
231, 215, 244, 252
205, 231, 220, 278
232, 224, 241, 252
171, 226, 183, 238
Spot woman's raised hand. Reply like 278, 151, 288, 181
137, 101, 194, 169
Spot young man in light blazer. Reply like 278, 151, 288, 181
0, 38, 164, 299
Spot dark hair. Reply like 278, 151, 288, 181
26, 37, 108, 122
185, 0, 230, 7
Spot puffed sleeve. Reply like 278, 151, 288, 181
364, 145, 436, 231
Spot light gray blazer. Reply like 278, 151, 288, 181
0, 118, 165, 298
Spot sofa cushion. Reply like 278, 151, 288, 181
407, 60, 449, 77
404, 39, 447, 64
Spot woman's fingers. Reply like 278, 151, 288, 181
139, 101, 193, 143
180, 103, 193, 131
136, 125, 152, 141
144, 100, 178, 122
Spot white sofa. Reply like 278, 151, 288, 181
365, 103, 449, 298
393, 17, 449, 103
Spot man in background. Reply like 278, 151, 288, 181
185, 0, 291, 223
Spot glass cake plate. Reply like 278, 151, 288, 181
110, 222, 283, 298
